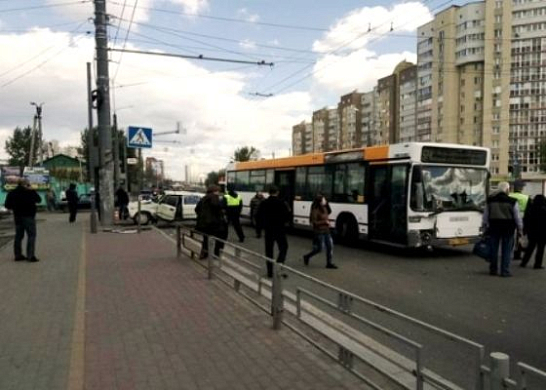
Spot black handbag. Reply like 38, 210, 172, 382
473, 237, 491, 261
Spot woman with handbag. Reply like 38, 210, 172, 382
521, 194, 546, 269
303, 194, 338, 269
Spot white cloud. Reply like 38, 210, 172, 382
170, 0, 209, 14
239, 39, 257, 50
237, 8, 260, 23
312, 2, 432, 53
307, 2, 430, 96
0, 29, 310, 181
312, 50, 417, 95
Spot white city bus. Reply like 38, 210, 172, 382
226, 142, 490, 248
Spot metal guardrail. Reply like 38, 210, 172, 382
174, 225, 546, 390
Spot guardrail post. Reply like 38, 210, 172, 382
207, 236, 214, 280
271, 262, 284, 330
490, 352, 509, 390
176, 225, 181, 258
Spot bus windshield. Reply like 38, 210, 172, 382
411, 165, 488, 212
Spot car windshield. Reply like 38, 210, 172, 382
410, 165, 488, 212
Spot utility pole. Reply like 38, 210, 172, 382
93, 0, 114, 226
87, 62, 98, 233
113, 112, 120, 189
29, 102, 43, 167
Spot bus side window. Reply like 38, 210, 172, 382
347, 163, 365, 203
410, 166, 425, 211
295, 167, 306, 199
332, 164, 347, 203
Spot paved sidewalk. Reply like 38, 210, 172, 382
0, 213, 368, 390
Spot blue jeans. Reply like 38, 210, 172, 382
489, 232, 514, 276
14, 216, 37, 259
304, 233, 333, 265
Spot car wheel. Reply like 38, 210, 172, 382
134, 212, 150, 225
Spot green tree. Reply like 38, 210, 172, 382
204, 169, 225, 187
232, 146, 259, 162
5, 126, 41, 168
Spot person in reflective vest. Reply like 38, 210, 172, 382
509, 180, 529, 260
224, 187, 245, 243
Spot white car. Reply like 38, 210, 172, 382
128, 191, 203, 225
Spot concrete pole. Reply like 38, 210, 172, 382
28, 115, 37, 168
490, 352, 509, 390
87, 62, 97, 234
37, 109, 43, 165
113, 113, 120, 189
93, 0, 114, 226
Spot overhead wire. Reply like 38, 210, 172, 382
262, 0, 455, 96
0, 0, 90, 13
111, 0, 138, 82
1, 31, 89, 88
0, 19, 90, 82
106, 0, 329, 32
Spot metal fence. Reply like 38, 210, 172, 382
175, 226, 546, 390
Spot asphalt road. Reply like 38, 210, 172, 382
159, 220, 546, 388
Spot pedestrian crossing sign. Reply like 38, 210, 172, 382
127, 126, 153, 148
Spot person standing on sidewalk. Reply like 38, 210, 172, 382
115, 185, 129, 221
195, 185, 228, 259
509, 180, 529, 260
250, 191, 265, 238
303, 194, 338, 269
46, 188, 56, 211
520, 195, 546, 269
256, 185, 291, 278
66, 183, 79, 223
5, 178, 42, 262
482, 181, 523, 277
224, 186, 245, 243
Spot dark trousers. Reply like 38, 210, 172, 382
521, 236, 546, 268
68, 204, 78, 223
227, 213, 245, 241
490, 232, 514, 276
199, 226, 227, 258
304, 233, 333, 265
265, 230, 288, 277
118, 203, 128, 220
14, 216, 37, 259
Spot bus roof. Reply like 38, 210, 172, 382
232, 142, 489, 171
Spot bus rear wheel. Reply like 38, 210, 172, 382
335, 214, 358, 244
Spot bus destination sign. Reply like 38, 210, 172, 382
421, 146, 487, 166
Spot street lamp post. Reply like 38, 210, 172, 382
29, 102, 44, 167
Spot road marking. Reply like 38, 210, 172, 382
67, 224, 86, 390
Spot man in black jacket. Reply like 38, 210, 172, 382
5, 178, 42, 262
256, 186, 291, 278
482, 181, 523, 277
66, 183, 79, 223
195, 185, 227, 259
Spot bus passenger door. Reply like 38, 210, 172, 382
368, 164, 408, 244
275, 170, 295, 215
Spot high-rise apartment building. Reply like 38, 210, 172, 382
291, 121, 313, 155
360, 89, 378, 147
338, 91, 363, 149
417, 0, 546, 177
399, 64, 418, 143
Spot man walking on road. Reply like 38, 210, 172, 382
256, 185, 291, 278
5, 178, 42, 262
483, 181, 523, 277
195, 185, 228, 259
224, 186, 245, 242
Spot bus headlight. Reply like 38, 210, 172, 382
408, 216, 422, 223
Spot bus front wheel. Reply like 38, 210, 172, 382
335, 214, 358, 244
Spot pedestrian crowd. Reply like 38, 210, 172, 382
482, 180, 545, 277
194, 184, 338, 278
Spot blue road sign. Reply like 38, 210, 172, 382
127, 126, 153, 149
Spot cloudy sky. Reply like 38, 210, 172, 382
0, 0, 472, 181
